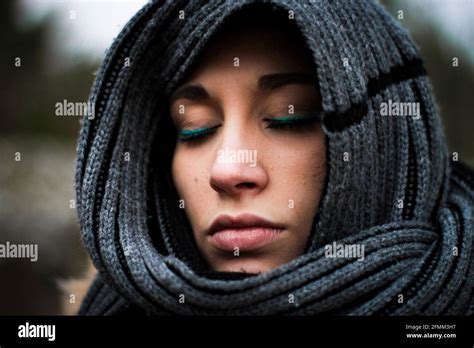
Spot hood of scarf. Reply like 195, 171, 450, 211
75, 0, 474, 315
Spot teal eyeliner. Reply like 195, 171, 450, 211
178, 126, 219, 142
178, 114, 320, 142
266, 113, 320, 128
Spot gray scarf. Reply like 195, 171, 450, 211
76, 0, 474, 315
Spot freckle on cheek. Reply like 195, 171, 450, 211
194, 177, 198, 183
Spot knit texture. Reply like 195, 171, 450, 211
76, 0, 474, 315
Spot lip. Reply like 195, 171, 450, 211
207, 213, 285, 252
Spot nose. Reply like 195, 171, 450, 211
209, 130, 268, 197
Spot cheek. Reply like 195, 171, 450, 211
171, 149, 184, 197
298, 137, 326, 202
173, 148, 199, 198
171, 148, 210, 228
272, 132, 325, 179
268, 133, 326, 223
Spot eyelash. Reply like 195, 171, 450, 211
177, 114, 320, 143
178, 125, 221, 142
265, 114, 320, 129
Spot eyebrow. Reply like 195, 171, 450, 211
170, 72, 317, 104
258, 72, 317, 90
170, 84, 209, 104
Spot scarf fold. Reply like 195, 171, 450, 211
76, 0, 474, 315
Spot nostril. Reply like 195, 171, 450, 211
236, 182, 256, 189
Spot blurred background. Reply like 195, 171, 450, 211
0, 0, 472, 314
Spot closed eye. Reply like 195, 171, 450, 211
177, 114, 321, 143
265, 113, 321, 129
178, 125, 221, 142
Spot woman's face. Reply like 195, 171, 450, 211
169, 21, 326, 274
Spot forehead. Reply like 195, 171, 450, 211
180, 14, 315, 85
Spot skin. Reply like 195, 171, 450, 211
169, 17, 326, 274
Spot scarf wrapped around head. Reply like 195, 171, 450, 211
76, 0, 474, 315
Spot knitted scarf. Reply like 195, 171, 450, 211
76, 0, 474, 315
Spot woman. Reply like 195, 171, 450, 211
76, 0, 474, 315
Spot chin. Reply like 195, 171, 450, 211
212, 257, 280, 274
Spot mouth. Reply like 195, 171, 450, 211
207, 213, 285, 252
